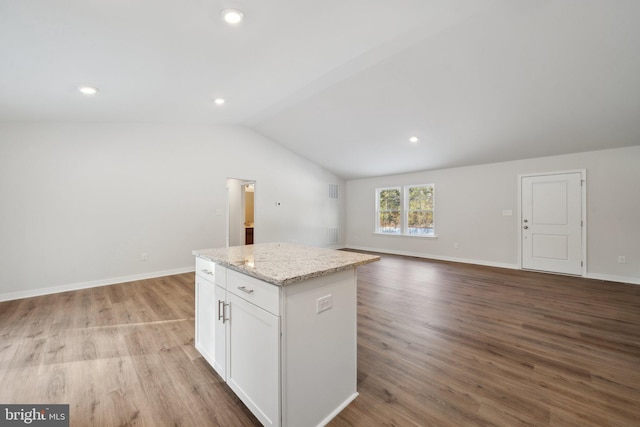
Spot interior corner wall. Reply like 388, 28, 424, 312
345, 146, 640, 285
0, 123, 345, 300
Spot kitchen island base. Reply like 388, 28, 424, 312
194, 243, 379, 427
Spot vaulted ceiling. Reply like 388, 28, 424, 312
1, 0, 639, 179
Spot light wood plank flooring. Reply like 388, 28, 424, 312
1, 254, 639, 426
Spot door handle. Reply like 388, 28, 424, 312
523, 225, 529, 229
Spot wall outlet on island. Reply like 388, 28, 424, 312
141, 252, 149, 262
316, 294, 332, 314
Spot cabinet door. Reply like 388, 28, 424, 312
227, 293, 281, 427
195, 277, 216, 367
213, 284, 227, 379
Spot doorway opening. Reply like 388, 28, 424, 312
226, 178, 256, 247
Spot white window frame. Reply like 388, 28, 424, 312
404, 184, 435, 236
375, 187, 401, 235
374, 184, 436, 237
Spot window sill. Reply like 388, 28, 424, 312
374, 232, 438, 239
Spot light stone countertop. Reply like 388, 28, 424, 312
193, 242, 380, 286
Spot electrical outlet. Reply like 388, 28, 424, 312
454, 242, 459, 249
618, 256, 626, 264
141, 253, 149, 262
316, 294, 332, 314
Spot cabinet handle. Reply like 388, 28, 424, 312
237, 286, 254, 294
222, 302, 229, 323
201, 269, 214, 276
218, 300, 229, 323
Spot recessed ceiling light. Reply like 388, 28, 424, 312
221, 9, 243, 25
214, 98, 225, 105
78, 86, 98, 95
409, 136, 419, 143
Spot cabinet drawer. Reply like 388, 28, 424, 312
227, 269, 280, 315
196, 257, 225, 286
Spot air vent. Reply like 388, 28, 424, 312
329, 183, 339, 199
327, 226, 339, 244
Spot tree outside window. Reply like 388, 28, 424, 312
375, 184, 435, 236
376, 187, 401, 234
406, 185, 434, 235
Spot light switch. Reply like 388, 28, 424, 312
502, 209, 513, 216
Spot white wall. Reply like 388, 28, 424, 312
346, 146, 640, 285
0, 123, 345, 300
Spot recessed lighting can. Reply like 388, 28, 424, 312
409, 136, 419, 143
221, 9, 243, 25
214, 98, 225, 105
78, 86, 98, 95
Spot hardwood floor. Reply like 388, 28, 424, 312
1, 254, 639, 426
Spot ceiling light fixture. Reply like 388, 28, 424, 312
214, 98, 225, 105
78, 86, 98, 95
221, 9, 243, 25
409, 136, 419, 143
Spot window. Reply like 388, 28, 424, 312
376, 187, 401, 234
375, 184, 435, 236
405, 184, 434, 236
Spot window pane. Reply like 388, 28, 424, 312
407, 211, 434, 235
378, 211, 400, 233
408, 186, 433, 210
406, 184, 434, 235
379, 189, 400, 211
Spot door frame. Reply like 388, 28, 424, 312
517, 169, 587, 276
226, 178, 257, 247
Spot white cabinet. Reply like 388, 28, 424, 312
195, 258, 226, 375
195, 256, 358, 427
195, 275, 215, 366
227, 292, 280, 427
213, 283, 227, 379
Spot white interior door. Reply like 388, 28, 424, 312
521, 172, 584, 275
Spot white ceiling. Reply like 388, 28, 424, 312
1, 0, 639, 179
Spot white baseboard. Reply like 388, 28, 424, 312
346, 245, 640, 286
585, 272, 640, 286
316, 392, 358, 427
0, 266, 195, 302
3, 253, 636, 303
345, 245, 519, 270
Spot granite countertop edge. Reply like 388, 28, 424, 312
193, 243, 380, 286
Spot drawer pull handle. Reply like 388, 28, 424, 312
238, 286, 254, 294
201, 269, 214, 276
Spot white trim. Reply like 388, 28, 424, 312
0, 266, 195, 302
344, 245, 639, 286
345, 245, 518, 270
517, 169, 587, 276
373, 232, 437, 239
585, 273, 640, 286
315, 392, 359, 427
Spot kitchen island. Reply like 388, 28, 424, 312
192, 243, 379, 427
